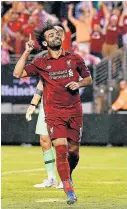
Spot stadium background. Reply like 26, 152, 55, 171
1, 1, 127, 145
1, 1, 127, 209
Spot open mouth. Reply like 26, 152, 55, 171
56, 40, 61, 42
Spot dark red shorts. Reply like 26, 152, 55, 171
45, 116, 83, 143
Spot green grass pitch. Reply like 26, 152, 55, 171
2, 146, 127, 209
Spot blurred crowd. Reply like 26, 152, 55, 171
1, 1, 127, 66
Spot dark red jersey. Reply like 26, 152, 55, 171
8, 21, 23, 32
90, 31, 105, 53
120, 15, 127, 35
105, 24, 119, 45
24, 50, 90, 117
62, 31, 72, 52
91, 15, 101, 29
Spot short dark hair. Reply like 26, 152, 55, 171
54, 23, 65, 33
34, 21, 56, 49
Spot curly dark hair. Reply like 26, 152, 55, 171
34, 21, 56, 49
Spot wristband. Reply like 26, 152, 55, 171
30, 103, 37, 107
36, 88, 43, 96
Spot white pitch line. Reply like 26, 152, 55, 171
2, 168, 45, 175
2, 168, 126, 184
36, 198, 65, 203
2, 166, 127, 175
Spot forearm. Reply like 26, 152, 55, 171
78, 76, 92, 88
68, 8, 76, 23
88, 2, 94, 20
31, 82, 43, 106
68, 8, 73, 19
31, 94, 41, 106
13, 50, 30, 78
119, 15, 124, 26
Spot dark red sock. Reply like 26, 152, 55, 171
55, 145, 74, 193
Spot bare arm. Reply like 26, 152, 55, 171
13, 34, 34, 78
102, 4, 110, 32
119, 11, 127, 26
62, 19, 70, 33
87, 1, 94, 23
31, 80, 43, 106
78, 76, 92, 87
65, 76, 92, 90
26, 80, 43, 121
68, 4, 78, 26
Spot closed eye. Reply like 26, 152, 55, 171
48, 33, 54, 38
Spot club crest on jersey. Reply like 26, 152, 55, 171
67, 59, 71, 68
46, 65, 51, 70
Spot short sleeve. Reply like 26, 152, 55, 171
76, 54, 91, 78
24, 61, 39, 76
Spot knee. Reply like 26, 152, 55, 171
40, 135, 51, 151
69, 149, 79, 159
52, 138, 67, 147
68, 144, 79, 159
68, 142, 79, 153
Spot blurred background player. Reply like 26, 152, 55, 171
110, 80, 127, 112
26, 80, 57, 188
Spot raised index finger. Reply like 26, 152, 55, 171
29, 34, 32, 41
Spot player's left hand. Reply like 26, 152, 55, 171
26, 105, 36, 121
65, 81, 79, 90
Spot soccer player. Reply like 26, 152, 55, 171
13, 22, 92, 204
26, 25, 66, 189
26, 79, 59, 188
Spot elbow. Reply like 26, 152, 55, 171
13, 70, 21, 78
68, 16, 72, 22
88, 76, 93, 85
90, 77, 93, 85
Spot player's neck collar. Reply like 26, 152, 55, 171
47, 48, 66, 59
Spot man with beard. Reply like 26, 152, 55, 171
25, 25, 66, 189
13, 22, 92, 205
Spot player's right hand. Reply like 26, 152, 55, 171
25, 34, 34, 53
26, 105, 36, 121
65, 81, 79, 90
